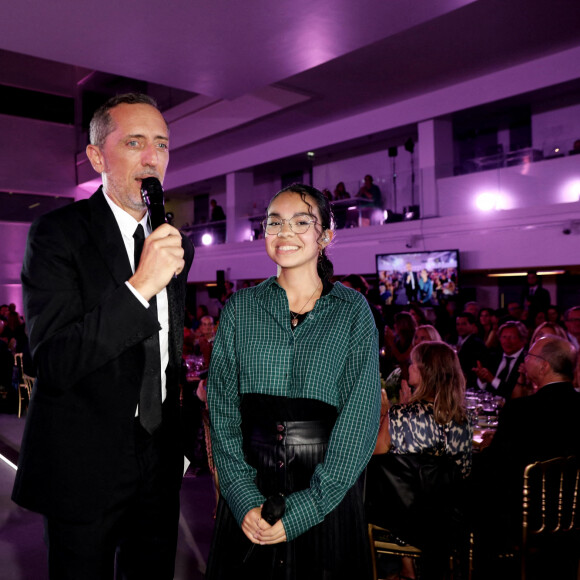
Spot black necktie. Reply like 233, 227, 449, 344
497, 356, 514, 383
133, 224, 162, 434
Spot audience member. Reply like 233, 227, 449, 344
209, 199, 226, 222
194, 315, 215, 369
331, 182, 353, 228
191, 304, 209, 330
0, 314, 18, 357
472, 337, 580, 561
472, 321, 528, 399
356, 174, 382, 208
521, 271, 551, 320
563, 306, 580, 348
375, 340, 472, 470
531, 309, 547, 329
0, 320, 14, 400
546, 305, 561, 326
514, 322, 572, 398
383, 312, 416, 379
383, 324, 442, 403
433, 298, 457, 344
506, 301, 524, 321
408, 304, 428, 327
455, 312, 489, 389
463, 301, 479, 318
341, 274, 385, 346
485, 309, 503, 354
372, 341, 472, 579
321, 188, 333, 201
477, 307, 493, 341
529, 320, 569, 345
333, 181, 350, 200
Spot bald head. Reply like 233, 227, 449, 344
526, 336, 577, 387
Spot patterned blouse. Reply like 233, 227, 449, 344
388, 400, 473, 477
207, 276, 381, 541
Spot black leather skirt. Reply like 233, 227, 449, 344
205, 395, 371, 580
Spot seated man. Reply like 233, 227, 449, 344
455, 312, 489, 390
563, 305, 580, 349
472, 321, 528, 399
472, 336, 580, 544
194, 315, 215, 368
356, 174, 382, 208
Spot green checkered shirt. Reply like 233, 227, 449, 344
207, 276, 381, 540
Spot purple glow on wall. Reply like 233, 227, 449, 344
560, 179, 580, 203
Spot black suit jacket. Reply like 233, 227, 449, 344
472, 382, 580, 533
457, 334, 489, 389
403, 271, 419, 302
522, 285, 551, 318
12, 189, 194, 521
484, 350, 526, 399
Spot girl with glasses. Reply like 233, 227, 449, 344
206, 183, 381, 579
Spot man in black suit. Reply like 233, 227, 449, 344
403, 261, 419, 303
472, 321, 528, 399
12, 93, 194, 579
472, 336, 580, 550
455, 312, 489, 389
522, 270, 551, 323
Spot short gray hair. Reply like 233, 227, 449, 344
498, 320, 528, 342
536, 336, 577, 381
89, 93, 161, 149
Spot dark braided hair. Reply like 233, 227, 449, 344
268, 183, 335, 283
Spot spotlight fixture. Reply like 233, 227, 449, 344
403, 205, 420, 221
201, 233, 214, 246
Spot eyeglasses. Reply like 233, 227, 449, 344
524, 351, 547, 363
262, 217, 317, 235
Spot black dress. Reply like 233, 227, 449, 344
205, 393, 372, 580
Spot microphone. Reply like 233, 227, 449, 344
141, 177, 167, 230
242, 494, 285, 563
261, 493, 286, 525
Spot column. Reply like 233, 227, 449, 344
418, 118, 454, 218
226, 171, 254, 243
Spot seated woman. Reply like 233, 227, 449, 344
383, 325, 441, 403
370, 341, 472, 579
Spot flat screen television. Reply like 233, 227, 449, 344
376, 249, 460, 306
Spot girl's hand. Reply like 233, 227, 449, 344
256, 519, 287, 545
241, 507, 264, 544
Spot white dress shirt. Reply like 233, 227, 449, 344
103, 191, 169, 406
478, 347, 524, 391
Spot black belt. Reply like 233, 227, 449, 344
247, 419, 334, 446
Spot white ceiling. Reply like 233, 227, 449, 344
1, 0, 580, 189
2, 0, 478, 99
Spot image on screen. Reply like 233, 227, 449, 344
376, 249, 459, 306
